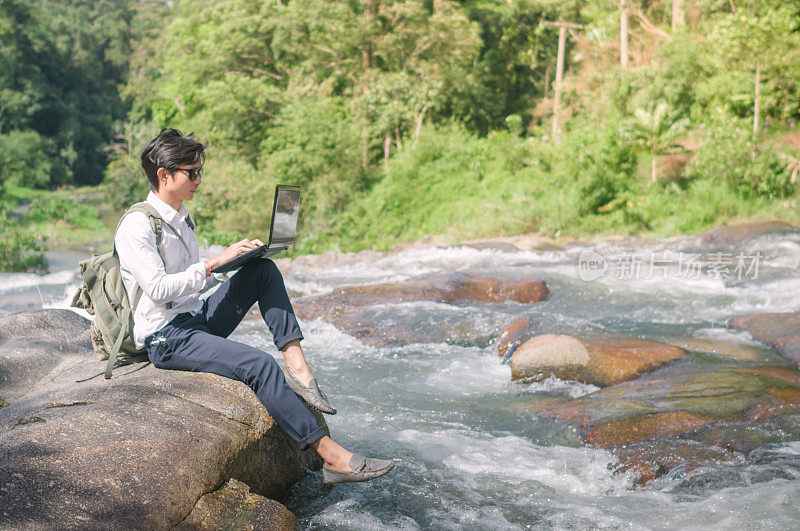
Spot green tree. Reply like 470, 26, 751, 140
0, 0, 139, 186
150, 0, 483, 166
709, 5, 800, 140
621, 101, 688, 182
0, 130, 69, 188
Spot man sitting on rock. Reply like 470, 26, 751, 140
115, 127, 394, 484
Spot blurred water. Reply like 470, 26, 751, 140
4, 231, 800, 528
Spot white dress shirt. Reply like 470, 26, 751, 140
115, 192, 226, 348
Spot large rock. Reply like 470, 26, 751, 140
663, 335, 786, 364
527, 363, 800, 484
295, 273, 548, 347
0, 310, 322, 529
176, 479, 299, 530
728, 312, 800, 367
510, 334, 686, 387
0, 309, 93, 401
608, 439, 742, 485
699, 220, 799, 247
297, 272, 548, 312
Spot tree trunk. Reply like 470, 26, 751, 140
753, 59, 761, 142
544, 63, 550, 99
552, 25, 566, 144
651, 156, 657, 183
672, 0, 684, 32
620, 0, 629, 69
383, 132, 392, 163
360, 0, 376, 170
412, 103, 428, 148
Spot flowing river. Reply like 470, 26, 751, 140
2, 231, 800, 529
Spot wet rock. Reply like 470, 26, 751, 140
699, 220, 799, 247
295, 273, 547, 347
684, 418, 795, 456
510, 334, 686, 387
609, 439, 742, 486
0, 310, 324, 529
663, 335, 786, 365
297, 273, 548, 314
176, 479, 299, 530
728, 312, 800, 367
496, 317, 533, 358
528, 364, 800, 484
585, 411, 713, 446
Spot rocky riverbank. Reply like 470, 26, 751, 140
0, 310, 322, 529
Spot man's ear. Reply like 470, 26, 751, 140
156, 167, 169, 190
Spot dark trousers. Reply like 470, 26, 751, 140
144, 259, 327, 449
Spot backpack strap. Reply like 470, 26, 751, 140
160, 220, 191, 257
105, 307, 131, 379
117, 202, 193, 311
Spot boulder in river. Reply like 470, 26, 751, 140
728, 312, 800, 367
527, 362, 800, 484
296, 272, 548, 313
699, 220, 799, 247
294, 273, 548, 347
662, 335, 786, 364
0, 310, 323, 529
509, 334, 686, 387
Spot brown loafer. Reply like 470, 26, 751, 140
323, 454, 395, 484
282, 366, 337, 414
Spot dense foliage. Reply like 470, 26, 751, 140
112, 0, 800, 251
2, 0, 799, 270
0, 0, 140, 187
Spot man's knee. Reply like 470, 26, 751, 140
241, 257, 281, 281
244, 348, 280, 380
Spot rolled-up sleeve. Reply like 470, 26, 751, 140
116, 213, 207, 305
199, 271, 229, 294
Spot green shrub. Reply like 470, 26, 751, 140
25, 195, 100, 227
742, 149, 794, 198
685, 121, 795, 198
557, 124, 638, 216
0, 130, 70, 189
0, 205, 46, 272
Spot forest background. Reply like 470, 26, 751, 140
1, 0, 799, 271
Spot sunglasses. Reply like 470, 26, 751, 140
176, 167, 203, 181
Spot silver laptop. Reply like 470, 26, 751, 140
210, 185, 301, 274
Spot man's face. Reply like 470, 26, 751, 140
161, 162, 202, 201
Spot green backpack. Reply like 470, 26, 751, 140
72, 202, 189, 379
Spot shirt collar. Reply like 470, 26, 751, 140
146, 191, 190, 225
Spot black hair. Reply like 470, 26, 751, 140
140, 128, 205, 191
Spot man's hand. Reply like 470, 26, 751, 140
204, 238, 265, 276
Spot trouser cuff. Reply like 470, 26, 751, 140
276, 330, 304, 351
297, 424, 328, 450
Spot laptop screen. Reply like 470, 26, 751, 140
269, 185, 301, 245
